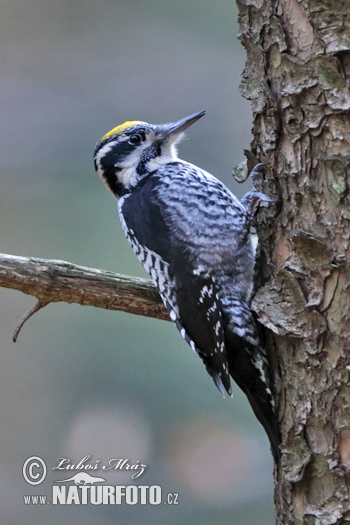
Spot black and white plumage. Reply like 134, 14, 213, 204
94, 111, 281, 460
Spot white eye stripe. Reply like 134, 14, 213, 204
95, 141, 117, 176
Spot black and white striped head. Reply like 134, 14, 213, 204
94, 111, 206, 198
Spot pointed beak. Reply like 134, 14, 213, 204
160, 110, 206, 140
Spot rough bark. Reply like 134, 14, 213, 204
237, 0, 350, 523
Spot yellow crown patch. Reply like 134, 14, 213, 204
101, 121, 142, 141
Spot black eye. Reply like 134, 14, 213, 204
128, 133, 143, 146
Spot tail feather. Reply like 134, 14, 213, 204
236, 371, 281, 462
227, 337, 281, 462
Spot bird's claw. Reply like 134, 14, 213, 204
241, 163, 277, 221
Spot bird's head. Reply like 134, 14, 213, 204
94, 110, 206, 198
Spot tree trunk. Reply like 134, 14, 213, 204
237, 0, 350, 522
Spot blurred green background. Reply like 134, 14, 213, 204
0, 0, 275, 523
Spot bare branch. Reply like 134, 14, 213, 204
13, 300, 49, 342
0, 253, 169, 321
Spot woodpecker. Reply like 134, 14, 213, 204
94, 111, 281, 460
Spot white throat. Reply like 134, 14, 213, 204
118, 142, 179, 189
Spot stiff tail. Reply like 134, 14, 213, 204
227, 339, 281, 462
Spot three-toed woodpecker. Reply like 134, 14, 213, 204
94, 111, 281, 460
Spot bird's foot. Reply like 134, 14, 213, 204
241, 164, 277, 223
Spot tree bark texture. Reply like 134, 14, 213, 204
0, 254, 168, 322
237, 0, 350, 523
